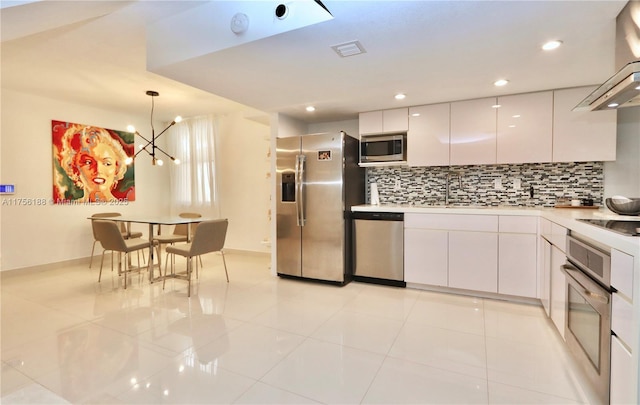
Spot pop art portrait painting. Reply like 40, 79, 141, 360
52, 120, 135, 204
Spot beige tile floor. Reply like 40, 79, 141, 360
1, 251, 598, 404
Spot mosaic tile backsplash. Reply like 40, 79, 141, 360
366, 162, 604, 207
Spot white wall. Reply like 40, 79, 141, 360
216, 111, 271, 253
308, 119, 358, 138
604, 107, 640, 198
1, 89, 169, 271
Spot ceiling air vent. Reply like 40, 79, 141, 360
331, 41, 366, 58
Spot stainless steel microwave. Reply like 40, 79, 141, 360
360, 134, 406, 163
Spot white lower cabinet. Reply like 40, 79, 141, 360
611, 335, 635, 405
549, 245, 566, 339
499, 233, 537, 297
610, 248, 636, 404
540, 238, 552, 316
448, 231, 498, 293
404, 213, 540, 298
404, 228, 448, 286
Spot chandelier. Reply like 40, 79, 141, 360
126, 90, 181, 166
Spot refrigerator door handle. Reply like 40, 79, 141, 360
296, 154, 306, 226
294, 154, 301, 226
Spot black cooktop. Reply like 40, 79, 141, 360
578, 219, 640, 237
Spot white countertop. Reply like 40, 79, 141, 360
352, 204, 640, 256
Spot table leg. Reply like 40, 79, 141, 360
149, 223, 155, 282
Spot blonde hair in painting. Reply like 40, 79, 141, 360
57, 124, 128, 188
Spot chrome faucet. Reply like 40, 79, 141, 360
445, 170, 463, 206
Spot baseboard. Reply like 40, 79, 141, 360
1, 256, 90, 278
1, 249, 270, 277
222, 249, 270, 258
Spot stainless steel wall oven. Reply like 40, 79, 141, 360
565, 234, 612, 404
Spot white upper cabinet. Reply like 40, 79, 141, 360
359, 111, 383, 135
407, 104, 450, 167
552, 86, 617, 162
497, 91, 553, 164
359, 108, 408, 136
450, 97, 497, 165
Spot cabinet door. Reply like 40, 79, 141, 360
448, 231, 498, 293
450, 97, 497, 165
612, 249, 634, 300
540, 238, 551, 316
550, 245, 566, 340
408, 104, 450, 167
612, 293, 633, 347
404, 228, 448, 286
383, 108, 409, 133
550, 223, 567, 253
497, 91, 552, 164
552, 87, 617, 162
611, 335, 636, 405
359, 111, 383, 136
498, 233, 537, 298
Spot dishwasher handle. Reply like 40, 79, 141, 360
352, 212, 404, 221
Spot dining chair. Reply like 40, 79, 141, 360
93, 220, 159, 289
89, 212, 144, 268
163, 219, 229, 297
154, 212, 201, 245
154, 212, 203, 273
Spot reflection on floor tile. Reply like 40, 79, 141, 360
363, 357, 488, 404
0, 382, 71, 404
1, 252, 597, 404
261, 338, 385, 404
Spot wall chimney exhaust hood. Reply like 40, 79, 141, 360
574, 60, 640, 111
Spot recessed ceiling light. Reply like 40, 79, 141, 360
512, 114, 521, 118
635, 85, 640, 90
494, 79, 509, 87
395, 93, 406, 100
306, 106, 316, 112
411, 113, 421, 117
492, 104, 501, 109
607, 102, 619, 108
542, 40, 563, 51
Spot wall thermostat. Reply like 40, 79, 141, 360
0, 184, 15, 194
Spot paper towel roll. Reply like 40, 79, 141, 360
370, 183, 380, 205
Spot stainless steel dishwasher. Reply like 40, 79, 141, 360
352, 211, 405, 287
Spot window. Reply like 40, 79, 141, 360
168, 115, 217, 207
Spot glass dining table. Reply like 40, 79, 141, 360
90, 215, 212, 282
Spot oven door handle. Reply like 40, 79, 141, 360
584, 289, 608, 303
562, 264, 610, 304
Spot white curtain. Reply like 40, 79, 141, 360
168, 115, 219, 215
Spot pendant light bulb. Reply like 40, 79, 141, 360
174, 116, 182, 123
127, 125, 136, 133
157, 159, 164, 166
125, 157, 133, 165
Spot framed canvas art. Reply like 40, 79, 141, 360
52, 120, 135, 204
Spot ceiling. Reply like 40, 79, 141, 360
0, 0, 629, 124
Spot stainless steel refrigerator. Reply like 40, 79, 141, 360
276, 131, 364, 284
